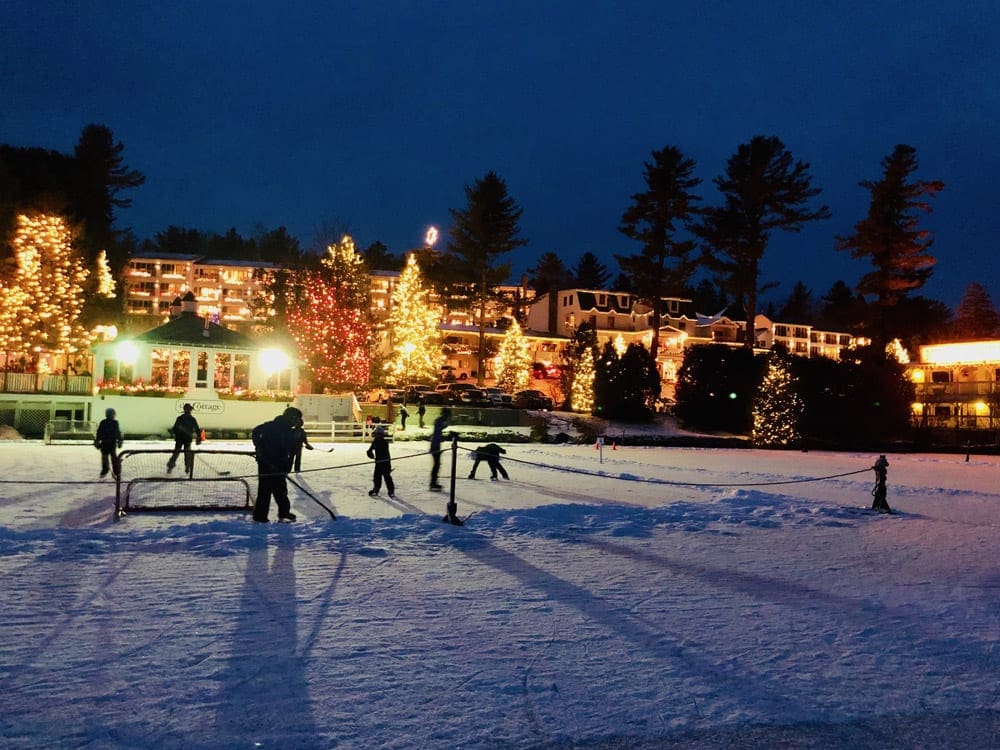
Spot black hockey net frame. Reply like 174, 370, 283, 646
115, 449, 259, 519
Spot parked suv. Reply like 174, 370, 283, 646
482, 387, 506, 407
435, 382, 484, 405
514, 389, 554, 410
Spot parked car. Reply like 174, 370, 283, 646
514, 389, 554, 410
456, 387, 490, 407
532, 362, 561, 379
435, 382, 483, 405
403, 384, 434, 402
439, 365, 472, 382
482, 387, 506, 407
419, 391, 446, 405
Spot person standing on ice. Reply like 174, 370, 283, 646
290, 414, 313, 473
366, 425, 396, 498
429, 407, 451, 491
871, 454, 891, 513
166, 403, 201, 476
417, 397, 426, 428
399, 403, 409, 431
468, 443, 509, 480
94, 407, 123, 478
251, 406, 301, 523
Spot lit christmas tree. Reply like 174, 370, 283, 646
321, 234, 369, 310
95, 250, 116, 297
494, 318, 532, 393
570, 346, 595, 413
752, 353, 803, 447
287, 271, 370, 389
0, 214, 90, 369
383, 254, 442, 384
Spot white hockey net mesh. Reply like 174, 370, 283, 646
116, 449, 259, 517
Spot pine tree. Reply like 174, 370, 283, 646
571, 346, 595, 413
752, 353, 803, 448
836, 144, 943, 346
951, 282, 1000, 340
527, 252, 572, 334
383, 254, 443, 385
573, 251, 611, 289
617, 145, 701, 359
0, 213, 90, 368
446, 171, 527, 385
694, 135, 830, 349
777, 281, 816, 322
287, 271, 370, 390
322, 234, 369, 311
494, 319, 532, 393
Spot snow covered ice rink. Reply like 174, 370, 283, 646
0, 437, 997, 748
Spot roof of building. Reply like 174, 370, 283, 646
127, 251, 277, 268
132, 313, 258, 350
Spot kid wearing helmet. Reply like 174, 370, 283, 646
94, 408, 124, 478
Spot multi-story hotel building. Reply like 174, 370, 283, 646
121, 252, 278, 333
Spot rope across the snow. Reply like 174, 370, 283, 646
0, 442, 873, 489
453, 442, 874, 488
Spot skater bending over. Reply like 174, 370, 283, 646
468, 443, 509, 480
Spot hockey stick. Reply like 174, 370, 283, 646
287, 475, 336, 519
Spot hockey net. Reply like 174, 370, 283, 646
115, 449, 259, 518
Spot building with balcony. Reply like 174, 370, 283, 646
907, 340, 1000, 433
122, 252, 278, 333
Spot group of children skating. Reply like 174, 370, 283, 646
96, 405, 510, 518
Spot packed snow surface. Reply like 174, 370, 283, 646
0, 435, 997, 748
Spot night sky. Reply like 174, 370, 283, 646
3, 1, 998, 310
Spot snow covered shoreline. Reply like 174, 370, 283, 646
1, 441, 997, 748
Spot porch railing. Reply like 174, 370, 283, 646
0, 373, 93, 394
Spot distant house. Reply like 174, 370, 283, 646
93, 293, 298, 396
908, 340, 1000, 432
524, 288, 858, 398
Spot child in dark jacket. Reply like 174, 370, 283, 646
94, 408, 124, 478
468, 443, 509, 480
366, 426, 395, 498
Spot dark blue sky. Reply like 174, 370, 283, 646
3, 1, 998, 310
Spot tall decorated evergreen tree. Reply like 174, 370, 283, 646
836, 144, 943, 346
694, 135, 830, 349
559, 322, 599, 410
383, 254, 443, 385
446, 171, 527, 385
287, 273, 369, 390
494, 318, 532, 393
570, 346, 595, 414
0, 213, 90, 369
321, 234, 370, 311
752, 352, 803, 447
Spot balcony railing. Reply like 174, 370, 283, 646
914, 381, 998, 400
0, 373, 93, 394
